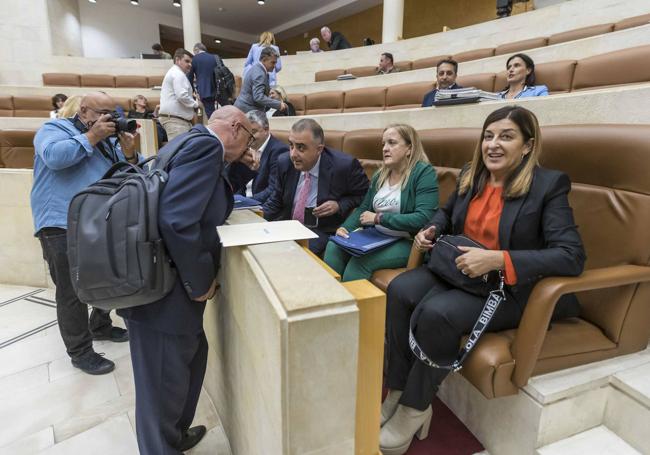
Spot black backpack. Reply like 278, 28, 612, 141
67, 132, 212, 310
213, 55, 235, 100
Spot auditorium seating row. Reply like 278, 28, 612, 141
287, 44, 650, 115
271, 124, 650, 399
41, 73, 244, 92
0, 95, 160, 118
314, 13, 650, 82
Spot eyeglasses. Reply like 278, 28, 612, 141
238, 123, 257, 149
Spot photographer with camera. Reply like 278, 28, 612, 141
31, 91, 138, 375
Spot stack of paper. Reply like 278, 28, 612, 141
233, 194, 262, 211
434, 87, 501, 106
330, 227, 401, 257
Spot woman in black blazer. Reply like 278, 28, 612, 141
379, 106, 586, 455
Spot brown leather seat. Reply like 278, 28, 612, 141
315, 69, 345, 82
395, 61, 413, 72
112, 97, 132, 112
147, 75, 164, 87
456, 73, 496, 92
287, 94, 306, 116
341, 129, 383, 161
42, 73, 81, 87
494, 60, 577, 94
305, 91, 344, 115
80, 74, 116, 87
12, 96, 52, 117
452, 48, 495, 63
494, 37, 549, 56
411, 55, 452, 71
145, 97, 160, 111
547, 23, 614, 46
359, 124, 650, 399
0, 97, 13, 117
0, 130, 36, 168
347, 66, 378, 78
614, 13, 650, 31
572, 44, 650, 91
385, 81, 434, 110
115, 75, 149, 88
343, 87, 387, 113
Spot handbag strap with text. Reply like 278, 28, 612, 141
408, 272, 505, 372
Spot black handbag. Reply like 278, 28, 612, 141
409, 234, 506, 371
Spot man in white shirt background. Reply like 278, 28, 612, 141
159, 48, 199, 140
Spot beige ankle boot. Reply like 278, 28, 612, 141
379, 404, 432, 455
380, 390, 402, 426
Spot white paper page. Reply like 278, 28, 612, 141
217, 220, 318, 247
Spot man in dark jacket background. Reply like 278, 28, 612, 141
188, 43, 218, 118
320, 26, 352, 50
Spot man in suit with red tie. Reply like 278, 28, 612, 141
262, 118, 369, 256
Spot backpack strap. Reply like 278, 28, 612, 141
152, 131, 214, 172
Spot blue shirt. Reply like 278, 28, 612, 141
31, 118, 127, 233
499, 85, 549, 99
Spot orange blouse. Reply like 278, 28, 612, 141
463, 185, 517, 285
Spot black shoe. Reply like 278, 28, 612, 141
92, 327, 129, 343
177, 425, 207, 452
71, 352, 115, 375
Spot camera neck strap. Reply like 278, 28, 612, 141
408, 272, 506, 372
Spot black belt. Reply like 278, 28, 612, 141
159, 114, 192, 122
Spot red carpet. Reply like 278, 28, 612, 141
405, 398, 484, 455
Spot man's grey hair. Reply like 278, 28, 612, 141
320, 26, 331, 33
246, 110, 269, 130
259, 46, 279, 60
291, 118, 324, 145
193, 42, 207, 52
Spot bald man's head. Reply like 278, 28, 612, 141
207, 106, 255, 163
78, 91, 116, 126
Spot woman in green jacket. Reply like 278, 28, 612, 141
323, 124, 439, 281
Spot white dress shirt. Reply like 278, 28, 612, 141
159, 64, 198, 121
246, 133, 271, 197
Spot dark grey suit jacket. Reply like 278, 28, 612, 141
234, 62, 282, 113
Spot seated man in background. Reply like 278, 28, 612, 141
31, 91, 136, 375
228, 110, 289, 204
321, 26, 352, 51
377, 52, 400, 75
234, 46, 287, 114
263, 118, 369, 256
421, 58, 462, 107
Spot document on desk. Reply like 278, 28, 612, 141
217, 220, 318, 247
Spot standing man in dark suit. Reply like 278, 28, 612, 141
118, 106, 257, 455
188, 43, 218, 118
321, 26, 352, 50
235, 47, 287, 114
263, 118, 369, 256
421, 59, 463, 107
229, 110, 289, 203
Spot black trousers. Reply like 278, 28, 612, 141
201, 97, 216, 119
385, 266, 523, 410
128, 320, 208, 455
37, 228, 112, 359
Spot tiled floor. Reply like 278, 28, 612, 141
0, 284, 231, 454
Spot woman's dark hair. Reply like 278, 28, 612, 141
459, 105, 541, 199
506, 53, 536, 87
51, 93, 67, 110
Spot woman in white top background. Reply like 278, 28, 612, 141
323, 124, 439, 281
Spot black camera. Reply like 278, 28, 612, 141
110, 111, 138, 134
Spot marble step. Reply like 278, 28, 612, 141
536, 426, 641, 455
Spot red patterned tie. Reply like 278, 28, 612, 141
292, 172, 312, 223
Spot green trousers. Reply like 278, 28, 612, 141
323, 238, 413, 282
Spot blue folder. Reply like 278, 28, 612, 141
233, 194, 262, 210
330, 227, 401, 257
